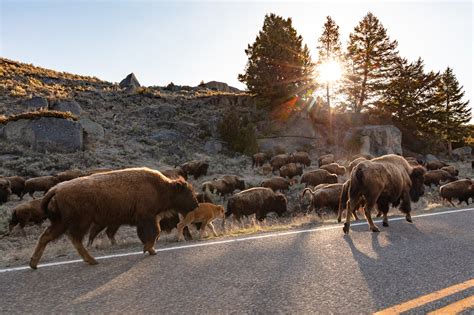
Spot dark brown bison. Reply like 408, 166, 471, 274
8, 199, 46, 235
302, 183, 343, 216
24, 176, 60, 199
337, 180, 362, 223
424, 170, 457, 187
440, 179, 474, 207
300, 169, 338, 187
270, 154, 292, 172
220, 175, 245, 192
29, 168, 198, 269
279, 163, 303, 179
261, 176, 293, 192
0, 179, 12, 204
343, 154, 426, 234
252, 152, 268, 168
161, 167, 188, 180
348, 157, 367, 174
3, 176, 25, 199
440, 166, 459, 177
196, 192, 213, 203
180, 160, 209, 179
291, 151, 311, 167
351, 153, 374, 161
226, 187, 287, 221
426, 160, 448, 170
318, 154, 335, 167
320, 163, 346, 176
56, 169, 85, 182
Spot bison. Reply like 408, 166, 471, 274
426, 160, 448, 170
3, 176, 25, 199
424, 170, 457, 187
196, 192, 213, 203
348, 157, 367, 174
161, 167, 188, 180
337, 180, 362, 223
177, 203, 225, 241
8, 199, 46, 235
0, 179, 12, 204
23, 176, 60, 199
261, 176, 293, 192
440, 179, 474, 207
220, 175, 245, 192
320, 163, 346, 176
440, 166, 459, 177
56, 169, 84, 182
300, 169, 338, 187
302, 183, 343, 216
279, 163, 303, 179
270, 154, 292, 172
201, 176, 243, 197
318, 154, 335, 167
291, 151, 311, 167
29, 167, 199, 269
226, 187, 287, 222
252, 152, 268, 168
343, 154, 426, 234
180, 160, 209, 179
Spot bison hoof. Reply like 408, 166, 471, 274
370, 226, 380, 232
147, 249, 157, 255
29, 259, 38, 270
343, 223, 350, 234
87, 258, 99, 265
406, 216, 413, 223
382, 221, 389, 227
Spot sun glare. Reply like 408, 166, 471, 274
320, 60, 342, 82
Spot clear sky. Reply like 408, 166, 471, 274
1, 0, 472, 114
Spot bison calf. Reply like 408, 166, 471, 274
177, 203, 225, 241
9, 199, 46, 235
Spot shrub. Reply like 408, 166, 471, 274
218, 111, 258, 155
0, 108, 78, 124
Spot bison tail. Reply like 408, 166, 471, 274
41, 187, 60, 221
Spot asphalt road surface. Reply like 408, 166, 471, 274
1, 208, 473, 314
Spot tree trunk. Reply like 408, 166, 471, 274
447, 140, 453, 158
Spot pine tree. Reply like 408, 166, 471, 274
238, 13, 314, 106
342, 12, 399, 113
434, 67, 472, 156
316, 16, 342, 108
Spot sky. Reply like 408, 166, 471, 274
1, 0, 472, 116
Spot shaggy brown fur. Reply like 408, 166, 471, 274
424, 170, 457, 187
24, 176, 60, 199
4, 176, 25, 199
300, 169, 338, 187
161, 167, 187, 180
56, 169, 85, 182
29, 168, 199, 269
177, 203, 225, 241
262, 163, 273, 175
351, 153, 374, 161
220, 175, 245, 191
226, 187, 287, 221
440, 166, 459, 177
337, 180, 362, 223
261, 176, 293, 192
196, 192, 213, 203
348, 157, 367, 174
279, 163, 303, 179
8, 199, 46, 234
0, 179, 12, 204
440, 179, 474, 206
302, 183, 343, 216
201, 179, 233, 196
180, 160, 209, 180
320, 163, 346, 176
291, 151, 311, 167
426, 160, 448, 170
318, 154, 335, 167
252, 152, 268, 168
270, 154, 292, 172
344, 154, 426, 234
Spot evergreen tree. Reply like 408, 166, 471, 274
316, 16, 342, 108
342, 12, 399, 113
434, 67, 472, 155
238, 13, 314, 106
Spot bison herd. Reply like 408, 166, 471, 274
0, 151, 472, 269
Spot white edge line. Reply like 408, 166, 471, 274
1, 207, 473, 273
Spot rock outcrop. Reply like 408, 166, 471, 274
24, 96, 48, 110
452, 146, 472, 160
49, 99, 82, 116
201, 81, 240, 93
344, 125, 402, 156
119, 73, 141, 90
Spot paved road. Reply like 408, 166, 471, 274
0, 208, 473, 314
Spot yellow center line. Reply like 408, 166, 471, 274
374, 279, 474, 315
427, 295, 474, 315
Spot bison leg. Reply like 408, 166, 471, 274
29, 191, 35, 199
447, 198, 456, 207
199, 220, 210, 240
137, 216, 159, 255
400, 190, 413, 223
87, 224, 106, 246
208, 222, 218, 237
106, 225, 119, 245
30, 223, 67, 269
68, 235, 98, 265
343, 200, 354, 234
382, 212, 389, 227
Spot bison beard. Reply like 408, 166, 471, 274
29, 168, 198, 269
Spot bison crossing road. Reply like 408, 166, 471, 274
0, 207, 473, 313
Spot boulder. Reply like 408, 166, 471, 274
344, 125, 402, 156
119, 73, 141, 90
137, 104, 177, 120
2, 117, 83, 153
80, 117, 105, 141
49, 99, 82, 116
24, 96, 48, 110
201, 81, 240, 93
452, 146, 472, 160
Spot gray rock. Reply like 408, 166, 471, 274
425, 154, 439, 163
119, 73, 141, 90
344, 125, 402, 156
49, 99, 82, 116
2, 117, 83, 153
452, 146, 472, 160
201, 81, 240, 93
204, 140, 223, 154
24, 96, 48, 110
80, 117, 105, 141
138, 104, 177, 120
152, 129, 184, 142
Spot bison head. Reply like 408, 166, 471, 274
0, 179, 12, 204
235, 178, 245, 191
409, 166, 426, 202
170, 180, 199, 214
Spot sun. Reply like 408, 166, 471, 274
319, 60, 342, 82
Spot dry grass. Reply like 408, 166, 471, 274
0, 108, 78, 124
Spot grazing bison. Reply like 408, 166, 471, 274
177, 203, 225, 241
300, 169, 338, 187
8, 199, 46, 235
24, 176, 60, 199
226, 187, 287, 222
440, 179, 474, 207
343, 154, 426, 233
291, 151, 311, 167
302, 183, 343, 216
279, 163, 303, 179
261, 163, 273, 175
4, 176, 25, 199
56, 169, 84, 182
161, 167, 187, 180
0, 179, 12, 204
252, 152, 268, 168
270, 154, 292, 172
29, 168, 199, 269
320, 163, 346, 176
426, 160, 448, 171
261, 176, 293, 192
318, 154, 335, 167
348, 157, 367, 174
220, 175, 245, 192
181, 160, 209, 179
424, 170, 457, 187
201, 177, 239, 197
440, 166, 459, 177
